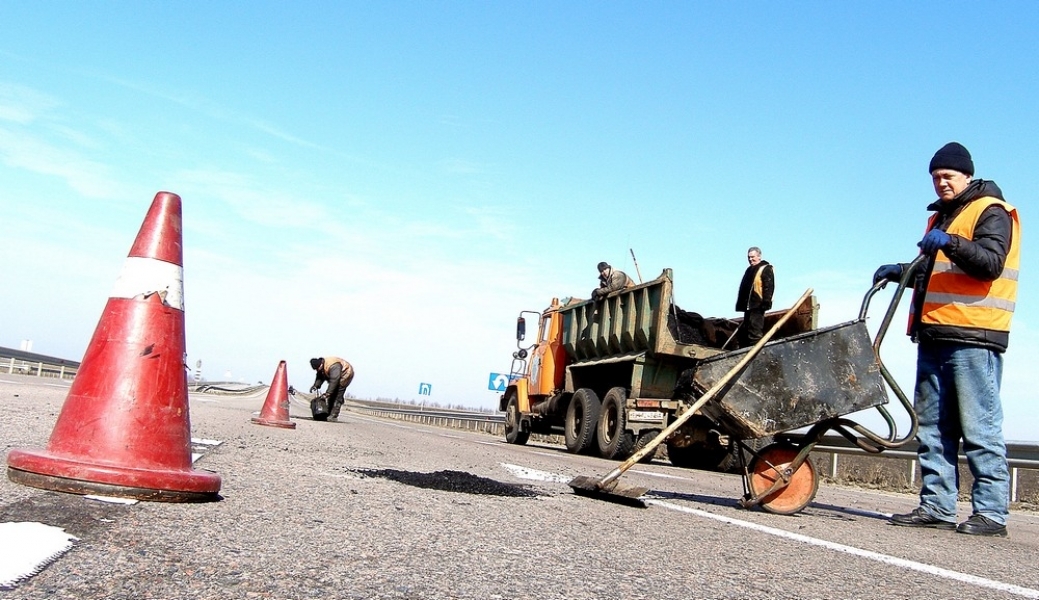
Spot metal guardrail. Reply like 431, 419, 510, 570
0, 355, 78, 380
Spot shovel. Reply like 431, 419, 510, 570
568, 288, 814, 506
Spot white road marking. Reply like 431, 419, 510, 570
0, 379, 71, 388
648, 499, 1039, 599
500, 463, 573, 484
350, 415, 414, 430
191, 438, 223, 446
630, 469, 689, 480
84, 495, 138, 505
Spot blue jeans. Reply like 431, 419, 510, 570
915, 343, 1009, 524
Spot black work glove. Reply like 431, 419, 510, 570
873, 264, 902, 285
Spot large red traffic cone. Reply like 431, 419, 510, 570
6, 191, 221, 502
251, 361, 296, 429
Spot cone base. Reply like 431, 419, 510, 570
7, 449, 221, 503
251, 416, 297, 429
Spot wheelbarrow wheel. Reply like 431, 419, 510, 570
747, 443, 818, 515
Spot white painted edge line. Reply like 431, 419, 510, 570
648, 499, 1039, 599
350, 415, 414, 430
191, 453, 203, 463
501, 463, 573, 484
629, 469, 689, 481
439, 434, 463, 439
84, 495, 138, 505
0, 522, 78, 590
191, 438, 223, 446
0, 379, 70, 388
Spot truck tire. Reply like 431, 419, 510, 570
564, 388, 601, 454
632, 429, 661, 463
597, 387, 635, 459
665, 416, 731, 471
504, 391, 529, 445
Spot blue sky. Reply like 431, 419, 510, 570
2, 3, 1037, 440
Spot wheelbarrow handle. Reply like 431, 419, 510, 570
849, 254, 927, 448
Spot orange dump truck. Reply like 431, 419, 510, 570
499, 268, 818, 470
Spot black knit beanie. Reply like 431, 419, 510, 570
310, 358, 322, 370
928, 142, 974, 176
597, 262, 610, 272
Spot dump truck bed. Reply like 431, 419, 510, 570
559, 269, 817, 364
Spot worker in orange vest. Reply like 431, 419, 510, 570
875, 142, 1019, 537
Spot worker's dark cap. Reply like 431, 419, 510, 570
310, 358, 322, 370
929, 142, 974, 176
597, 262, 610, 271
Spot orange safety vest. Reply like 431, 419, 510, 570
917, 197, 1020, 333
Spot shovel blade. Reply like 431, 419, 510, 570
568, 475, 649, 507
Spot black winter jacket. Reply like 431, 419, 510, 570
906, 179, 1014, 352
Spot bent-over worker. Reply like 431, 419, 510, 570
309, 356, 355, 422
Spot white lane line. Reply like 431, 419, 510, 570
501, 463, 572, 484
84, 495, 138, 505
440, 434, 463, 439
350, 415, 414, 430
0, 379, 71, 388
630, 469, 689, 480
649, 499, 1039, 599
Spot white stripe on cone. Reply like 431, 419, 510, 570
109, 256, 184, 311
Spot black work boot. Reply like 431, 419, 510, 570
956, 514, 1007, 537
889, 507, 955, 529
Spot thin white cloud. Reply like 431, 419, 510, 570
0, 127, 128, 199
0, 82, 61, 124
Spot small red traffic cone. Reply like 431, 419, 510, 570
251, 361, 296, 429
6, 191, 221, 502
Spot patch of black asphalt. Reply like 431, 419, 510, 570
0, 491, 128, 538
352, 468, 544, 498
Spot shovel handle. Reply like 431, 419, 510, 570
598, 288, 815, 488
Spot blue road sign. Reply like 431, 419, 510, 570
488, 373, 508, 392
418, 383, 432, 395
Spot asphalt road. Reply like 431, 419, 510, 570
2, 374, 1039, 600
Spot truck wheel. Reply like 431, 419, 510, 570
564, 388, 601, 454
633, 430, 661, 463
665, 416, 732, 471
504, 391, 529, 445
597, 387, 635, 459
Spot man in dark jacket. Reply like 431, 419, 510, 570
592, 261, 635, 301
874, 142, 1019, 537
309, 356, 355, 422
735, 247, 774, 347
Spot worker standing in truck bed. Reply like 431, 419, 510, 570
735, 246, 775, 348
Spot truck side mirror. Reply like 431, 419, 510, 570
517, 317, 526, 341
